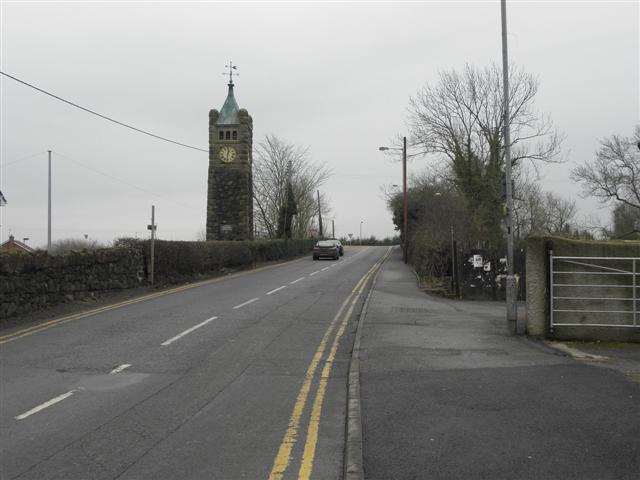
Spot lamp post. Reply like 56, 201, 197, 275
501, 0, 517, 333
379, 136, 408, 263
359, 221, 363, 245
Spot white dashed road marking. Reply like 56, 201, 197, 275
15, 389, 81, 420
161, 316, 218, 346
266, 286, 287, 295
109, 364, 132, 374
233, 298, 260, 309
290, 277, 305, 284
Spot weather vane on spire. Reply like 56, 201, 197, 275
223, 61, 239, 86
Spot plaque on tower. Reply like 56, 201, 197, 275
206, 62, 253, 241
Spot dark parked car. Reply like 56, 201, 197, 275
313, 240, 341, 260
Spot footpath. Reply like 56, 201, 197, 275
355, 248, 640, 480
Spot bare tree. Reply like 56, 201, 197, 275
409, 63, 563, 168
253, 134, 332, 238
408, 63, 563, 251
513, 177, 580, 238
609, 203, 640, 239
512, 179, 545, 239
571, 125, 640, 209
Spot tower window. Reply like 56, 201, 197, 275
219, 131, 224, 140
225, 131, 231, 140
232, 130, 238, 140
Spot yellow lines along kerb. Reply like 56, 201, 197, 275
268, 247, 391, 480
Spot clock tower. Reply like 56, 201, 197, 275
207, 64, 253, 240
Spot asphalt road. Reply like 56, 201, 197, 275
1, 245, 389, 480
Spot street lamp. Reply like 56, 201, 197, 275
360, 221, 363, 245
379, 136, 408, 264
501, 0, 517, 333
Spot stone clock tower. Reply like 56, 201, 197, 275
207, 66, 253, 240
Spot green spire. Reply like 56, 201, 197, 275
217, 62, 240, 125
217, 83, 240, 125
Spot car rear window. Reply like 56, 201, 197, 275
317, 241, 334, 247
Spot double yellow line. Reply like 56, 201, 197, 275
268, 247, 391, 480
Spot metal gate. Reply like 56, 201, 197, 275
550, 254, 640, 331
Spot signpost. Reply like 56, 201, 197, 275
147, 205, 157, 285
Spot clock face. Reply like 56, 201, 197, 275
218, 146, 237, 163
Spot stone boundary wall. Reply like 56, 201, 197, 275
0, 239, 315, 320
526, 236, 640, 342
0, 247, 145, 319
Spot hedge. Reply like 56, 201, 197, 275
114, 238, 316, 284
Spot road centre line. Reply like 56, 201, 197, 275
109, 364, 131, 374
233, 297, 260, 309
15, 389, 81, 420
161, 316, 218, 346
268, 249, 389, 480
321, 267, 330, 271
266, 286, 287, 295
309, 271, 321, 276
289, 277, 305, 284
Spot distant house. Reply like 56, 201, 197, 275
0, 235, 35, 253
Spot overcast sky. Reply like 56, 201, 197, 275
1, 1, 638, 248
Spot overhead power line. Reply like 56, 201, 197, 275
0, 71, 208, 153
1, 151, 48, 168
54, 151, 205, 213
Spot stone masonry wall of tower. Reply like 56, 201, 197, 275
206, 88, 254, 241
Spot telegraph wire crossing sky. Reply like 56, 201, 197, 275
0, 1, 638, 247
0, 71, 209, 153
0, 70, 209, 217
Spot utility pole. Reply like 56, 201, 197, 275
47, 150, 52, 250
332, 219, 335, 239
317, 190, 323, 237
501, 0, 517, 333
283, 160, 292, 239
402, 136, 408, 264
378, 139, 408, 262
148, 205, 157, 285
451, 224, 456, 296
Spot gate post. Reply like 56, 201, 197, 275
546, 240, 554, 336
633, 259, 637, 326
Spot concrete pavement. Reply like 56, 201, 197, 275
358, 248, 640, 480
